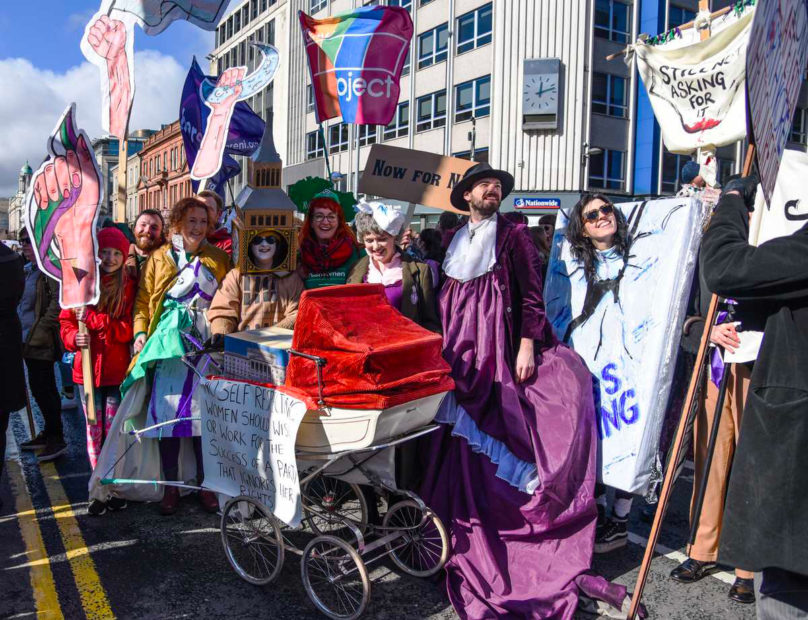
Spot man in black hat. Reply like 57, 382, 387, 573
420, 163, 632, 617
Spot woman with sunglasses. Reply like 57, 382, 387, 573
297, 189, 362, 289
208, 230, 303, 337
563, 193, 637, 554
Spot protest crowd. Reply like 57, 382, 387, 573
3, 2, 808, 619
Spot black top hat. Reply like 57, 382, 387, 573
450, 162, 515, 212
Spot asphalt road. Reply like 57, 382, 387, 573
1, 401, 756, 620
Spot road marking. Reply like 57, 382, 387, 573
39, 462, 115, 620
6, 460, 64, 620
627, 532, 735, 585
5, 540, 138, 571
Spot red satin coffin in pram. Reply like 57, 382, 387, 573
286, 284, 454, 410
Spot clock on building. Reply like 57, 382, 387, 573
523, 58, 562, 131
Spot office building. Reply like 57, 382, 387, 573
210, 0, 807, 224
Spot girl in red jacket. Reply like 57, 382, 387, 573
60, 227, 136, 515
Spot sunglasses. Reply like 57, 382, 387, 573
582, 204, 614, 223
251, 235, 278, 245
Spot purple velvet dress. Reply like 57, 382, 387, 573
420, 216, 630, 619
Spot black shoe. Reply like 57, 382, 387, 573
728, 577, 755, 604
20, 431, 47, 451
639, 502, 657, 524
88, 499, 107, 516
107, 497, 128, 512
594, 518, 628, 553
37, 439, 67, 462
670, 558, 717, 583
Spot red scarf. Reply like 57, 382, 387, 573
300, 234, 355, 273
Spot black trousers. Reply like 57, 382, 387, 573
24, 358, 63, 440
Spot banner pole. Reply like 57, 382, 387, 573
354, 124, 361, 196
627, 143, 756, 619
78, 321, 97, 425
319, 123, 333, 185
117, 137, 128, 223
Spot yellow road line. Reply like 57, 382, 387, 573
6, 460, 64, 620
39, 462, 115, 620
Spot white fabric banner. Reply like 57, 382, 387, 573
544, 197, 708, 495
633, 11, 753, 153
197, 378, 308, 527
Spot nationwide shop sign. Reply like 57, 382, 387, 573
359, 144, 476, 213
746, 0, 808, 205
514, 197, 561, 209
634, 11, 753, 153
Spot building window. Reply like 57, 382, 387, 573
455, 75, 491, 122
389, 0, 411, 10
251, 0, 258, 19
310, 0, 327, 13
242, 6, 249, 26
307, 85, 315, 112
592, 73, 627, 118
456, 3, 492, 55
261, 0, 267, 11
416, 90, 447, 132
329, 123, 349, 153
791, 108, 807, 145
306, 131, 324, 159
234, 11, 241, 33
401, 47, 411, 76
668, 5, 695, 28
418, 23, 449, 69
358, 125, 377, 146
419, 0, 434, 5
227, 17, 233, 39
453, 148, 489, 163
383, 101, 410, 140
266, 19, 275, 46
594, 0, 631, 44
588, 149, 625, 191
661, 151, 690, 194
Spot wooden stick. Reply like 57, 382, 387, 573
627, 143, 756, 619
699, 0, 711, 41
606, 5, 736, 61
78, 320, 97, 424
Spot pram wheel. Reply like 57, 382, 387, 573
382, 500, 449, 578
221, 496, 285, 585
302, 476, 368, 538
301, 535, 370, 620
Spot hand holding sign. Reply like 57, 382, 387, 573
26, 104, 102, 422
190, 44, 279, 183
191, 67, 245, 180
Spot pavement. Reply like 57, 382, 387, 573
1, 400, 756, 620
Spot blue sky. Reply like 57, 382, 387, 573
0, 2, 213, 74
0, 1, 217, 195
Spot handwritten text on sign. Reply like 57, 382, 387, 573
198, 378, 307, 527
359, 144, 475, 213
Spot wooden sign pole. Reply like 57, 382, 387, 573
628, 144, 755, 619
116, 137, 128, 223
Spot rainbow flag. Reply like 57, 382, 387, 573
299, 6, 413, 125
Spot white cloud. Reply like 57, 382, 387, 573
0, 50, 186, 196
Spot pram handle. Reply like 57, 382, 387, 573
288, 349, 328, 407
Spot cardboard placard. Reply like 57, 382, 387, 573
747, 0, 808, 204
198, 378, 308, 527
359, 144, 476, 213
